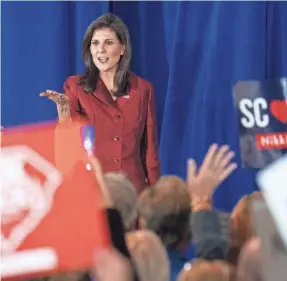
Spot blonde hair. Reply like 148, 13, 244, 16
126, 230, 170, 281
104, 172, 138, 230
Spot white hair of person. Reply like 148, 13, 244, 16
103, 172, 138, 230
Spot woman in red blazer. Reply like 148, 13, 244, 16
40, 13, 161, 193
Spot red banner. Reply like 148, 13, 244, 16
1, 121, 110, 280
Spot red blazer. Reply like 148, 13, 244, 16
63, 72, 161, 193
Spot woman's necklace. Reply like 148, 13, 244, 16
109, 89, 117, 101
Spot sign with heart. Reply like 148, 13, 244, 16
233, 78, 287, 168
270, 100, 287, 124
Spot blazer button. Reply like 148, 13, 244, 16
115, 114, 121, 119
113, 158, 120, 164
114, 136, 120, 141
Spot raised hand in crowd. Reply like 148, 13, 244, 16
187, 144, 237, 210
40, 90, 71, 122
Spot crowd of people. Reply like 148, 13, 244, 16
27, 143, 265, 281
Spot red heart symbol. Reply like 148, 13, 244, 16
270, 99, 287, 123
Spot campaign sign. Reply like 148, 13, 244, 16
0, 120, 110, 280
233, 78, 287, 168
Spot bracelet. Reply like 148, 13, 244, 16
191, 196, 212, 211
191, 195, 211, 204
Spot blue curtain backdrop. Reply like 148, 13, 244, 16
2, 1, 287, 211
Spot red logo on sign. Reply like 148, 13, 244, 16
270, 99, 287, 123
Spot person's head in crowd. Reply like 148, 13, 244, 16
227, 191, 263, 266
137, 176, 192, 250
126, 230, 170, 281
230, 191, 263, 248
81, 13, 131, 94
103, 172, 138, 231
177, 260, 235, 281
236, 237, 263, 281
93, 247, 133, 281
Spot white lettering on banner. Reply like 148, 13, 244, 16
0, 146, 62, 254
2, 248, 58, 278
239, 97, 269, 128
256, 133, 287, 150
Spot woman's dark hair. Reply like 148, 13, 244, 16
80, 13, 132, 95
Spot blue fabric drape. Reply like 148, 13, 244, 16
2, 1, 287, 211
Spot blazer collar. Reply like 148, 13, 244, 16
129, 72, 138, 90
92, 72, 138, 107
